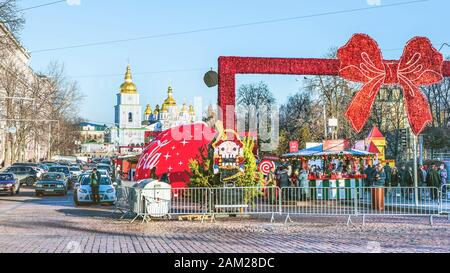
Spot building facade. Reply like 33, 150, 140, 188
114, 66, 146, 147
0, 23, 51, 165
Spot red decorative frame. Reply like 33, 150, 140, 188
218, 56, 450, 131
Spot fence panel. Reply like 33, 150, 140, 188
357, 187, 441, 216
115, 185, 444, 223
442, 185, 450, 214
169, 187, 210, 216
209, 187, 280, 217
112, 186, 138, 219
281, 187, 359, 216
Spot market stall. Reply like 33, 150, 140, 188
282, 141, 374, 200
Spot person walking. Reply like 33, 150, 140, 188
90, 168, 102, 204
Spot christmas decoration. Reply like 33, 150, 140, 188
258, 160, 276, 175
338, 34, 444, 135
217, 34, 450, 133
212, 122, 245, 184
134, 122, 216, 188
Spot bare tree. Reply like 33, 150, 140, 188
0, 0, 24, 41
237, 81, 276, 152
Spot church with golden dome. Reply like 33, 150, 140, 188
113, 65, 199, 147
143, 86, 197, 131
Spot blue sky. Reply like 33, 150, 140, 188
18, 0, 450, 124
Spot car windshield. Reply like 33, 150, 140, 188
42, 173, 65, 181
6, 167, 32, 173
0, 174, 14, 181
49, 167, 69, 174
81, 176, 111, 186
70, 167, 81, 171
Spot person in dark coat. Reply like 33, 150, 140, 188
278, 167, 291, 188
383, 164, 392, 187
90, 168, 102, 204
374, 164, 386, 187
391, 167, 400, 187
364, 164, 376, 186
426, 164, 441, 200
399, 165, 411, 187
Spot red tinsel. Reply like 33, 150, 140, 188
217, 34, 450, 134
338, 34, 443, 135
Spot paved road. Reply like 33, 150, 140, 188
0, 188, 449, 253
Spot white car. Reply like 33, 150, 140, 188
74, 175, 117, 206
69, 166, 82, 177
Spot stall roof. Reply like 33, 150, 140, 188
282, 144, 373, 158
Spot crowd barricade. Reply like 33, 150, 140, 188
357, 187, 441, 217
281, 186, 359, 224
111, 186, 137, 220
114, 185, 446, 224
441, 184, 450, 215
209, 186, 280, 222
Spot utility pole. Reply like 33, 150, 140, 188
413, 134, 419, 207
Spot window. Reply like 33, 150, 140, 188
128, 112, 133, 122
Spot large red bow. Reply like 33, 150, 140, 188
338, 34, 443, 135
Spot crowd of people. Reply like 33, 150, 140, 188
362, 163, 448, 190
263, 161, 448, 193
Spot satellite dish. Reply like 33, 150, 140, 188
204, 70, 218, 88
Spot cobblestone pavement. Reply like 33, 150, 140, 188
0, 188, 449, 253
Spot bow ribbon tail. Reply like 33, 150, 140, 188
400, 81, 433, 135
345, 78, 384, 133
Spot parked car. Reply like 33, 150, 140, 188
4, 166, 38, 186
48, 166, 72, 188
74, 175, 117, 206
0, 173, 20, 196
96, 163, 112, 176
35, 172, 68, 196
41, 161, 58, 167
11, 163, 47, 179
69, 166, 82, 176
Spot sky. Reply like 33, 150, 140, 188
17, 0, 450, 125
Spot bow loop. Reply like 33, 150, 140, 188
338, 34, 444, 135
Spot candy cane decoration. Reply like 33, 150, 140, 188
258, 160, 275, 175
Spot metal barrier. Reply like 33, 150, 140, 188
281, 187, 360, 224
209, 186, 280, 222
128, 187, 211, 223
111, 186, 137, 219
358, 187, 441, 216
442, 184, 449, 215
114, 185, 446, 224
281, 186, 441, 225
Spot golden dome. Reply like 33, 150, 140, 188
161, 103, 168, 113
189, 104, 195, 115
154, 105, 160, 115
181, 103, 189, 114
144, 104, 152, 115
162, 86, 177, 108
120, 65, 137, 94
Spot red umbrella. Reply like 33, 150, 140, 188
134, 122, 216, 188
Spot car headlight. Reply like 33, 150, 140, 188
106, 188, 115, 194
6, 184, 13, 187
57, 185, 64, 188
36, 184, 43, 188
79, 189, 88, 194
